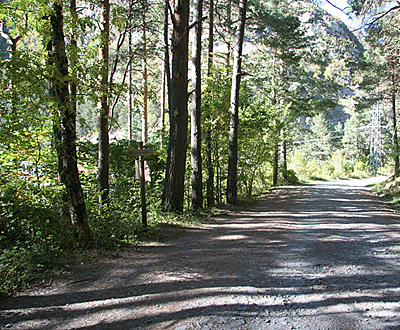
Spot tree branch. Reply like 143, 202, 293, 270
167, 1, 178, 27
188, 15, 208, 31
366, 5, 400, 26
324, 0, 352, 19
0, 20, 11, 44
351, 5, 400, 32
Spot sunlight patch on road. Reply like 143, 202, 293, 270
214, 234, 249, 241
293, 211, 370, 219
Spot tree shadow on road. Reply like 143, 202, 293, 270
2, 180, 400, 329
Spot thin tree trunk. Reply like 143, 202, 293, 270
70, 0, 78, 136
215, 133, 221, 204
164, 0, 172, 111
46, 37, 68, 224
98, 0, 110, 209
225, 0, 232, 66
273, 141, 278, 186
226, 0, 247, 205
162, 0, 190, 212
392, 65, 399, 174
205, 0, 214, 208
191, 0, 203, 210
1, 21, 21, 113
142, 0, 148, 143
280, 131, 287, 181
161, 59, 166, 130
50, 2, 91, 245
283, 139, 287, 176
46, 38, 64, 185
128, 28, 133, 141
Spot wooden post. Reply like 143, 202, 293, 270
139, 141, 147, 227
126, 145, 156, 227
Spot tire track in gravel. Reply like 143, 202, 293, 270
2, 177, 400, 330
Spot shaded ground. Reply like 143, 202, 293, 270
2, 178, 400, 329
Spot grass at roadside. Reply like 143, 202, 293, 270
372, 175, 400, 210
0, 207, 215, 297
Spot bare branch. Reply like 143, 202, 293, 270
188, 15, 208, 31
325, 0, 353, 19
0, 20, 11, 44
167, 0, 178, 27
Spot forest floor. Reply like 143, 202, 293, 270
2, 177, 400, 330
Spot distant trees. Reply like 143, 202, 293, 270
349, 0, 400, 174
302, 113, 335, 165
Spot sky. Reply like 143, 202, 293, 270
320, 0, 355, 27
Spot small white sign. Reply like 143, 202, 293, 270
135, 160, 151, 182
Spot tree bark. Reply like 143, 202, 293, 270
98, 0, 110, 209
128, 27, 133, 141
142, 0, 148, 143
280, 131, 287, 182
162, 0, 190, 212
391, 65, 399, 174
191, 0, 203, 210
70, 0, 78, 136
1, 21, 21, 113
164, 0, 172, 110
205, 0, 214, 208
50, 2, 91, 245
226, 0, 247, 205
273, 141, 279, 186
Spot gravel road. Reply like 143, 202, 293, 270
2, 178, 400, 329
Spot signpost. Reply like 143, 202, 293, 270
127, 142, 157, 227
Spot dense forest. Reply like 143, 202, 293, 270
1, 0, 399, 294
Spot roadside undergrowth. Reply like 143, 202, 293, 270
373, 175, 400, 210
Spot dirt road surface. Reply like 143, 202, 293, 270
2, 178, 400, 329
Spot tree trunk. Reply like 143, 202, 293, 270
215, 133, 221, 204
191, 0, 203, 210
226, 0, 247, 205
164, 0, 172, 111
1, 21, 21, 113
70, 0, 78, 138
128, 28, 133, 141
98, 0, 110, 209
162, 0, 190, 212
46, 38, 68, 223
205, 0, 214, 208
142, 0, 148, 143
50, 2, 91, 245
391, 65, 399, 174
280, 132, 287, 182
273, 141, 278, 186
161, 57, 166, 131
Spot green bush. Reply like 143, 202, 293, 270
77, 139, 166, 248
280, 168, 299, 184
0, 178, 72, 295
0, 244, 63, 295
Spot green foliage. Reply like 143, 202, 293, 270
76, 139, 166, 247
0, 0, 382, 296
0, 244, 64, 296
0, 137, 168, 294
289, 145, 369, 182
298, 113, 337, 163
201, 63, 232, 204
373, 175, 400, 207
0, 178, 73, 295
